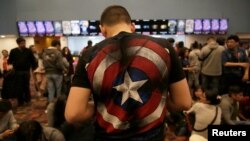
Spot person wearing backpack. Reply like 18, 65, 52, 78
199, 37, 225, 93
65, 5, 192, 141
185, 89, 222, 140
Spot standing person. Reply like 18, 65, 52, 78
166, 38, 175, 47
199, 37, 225, 93
33, 50, 47, 97
65, 5, 191, 141
221, 35, 249, 94
42, 40, 65, 104
187, 41, 201, 93
8, 37, 37, 106
80, 40, 93, 56
61, 47, 74, 95
0, 50, 15, 101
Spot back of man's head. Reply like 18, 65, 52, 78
206, 36, 217, 44
166, 38, 175, 44
51, 39, 61, 47
16, 120, 43, 141
100, 5, 131, 26
216, 37, 225, 46
177, 41, 184, 48
191, 41, 199, 49
228, 85, 242, 95
87, 40, 93, 46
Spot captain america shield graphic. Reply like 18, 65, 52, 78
87, 38, 170, 133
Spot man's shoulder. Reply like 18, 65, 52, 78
10, 47, 19, 52
220, 95, 231, 105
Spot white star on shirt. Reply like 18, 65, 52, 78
113, 71, 147, 105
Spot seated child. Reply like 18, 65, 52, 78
0, 99, 19, 141
15, 120, 65, 141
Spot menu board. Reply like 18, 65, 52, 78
26, 21, 37, 36
71, 20, 80, 35
185, 19, 194, 34
35, 21, 46, 36
141, 20, 151, 35
194, 19, 202, 34
158, 20, 168, 35
16, 18, 229, 36
168, 19, 177, 34
44, 21, 54, 36
211, 19, 219, 34
17, 21, 28, 36
177, 19, 185, 35
62, 21, 72, 35
53, 21, 63, 36
133, 20, 142, 34
79, 20, 89, 35
202, 19, 211, 34
219, 19, 228, 34
88, 20, 100, 36
150, 20, 158, 35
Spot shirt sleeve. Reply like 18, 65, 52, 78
242, 49, 249, 62
29, 49, 38, 70
71, 54, 91, 88
220, 99, 235, 125
221, 50, 228, 65
8, 111, 19, 130
50, 129, 66, 141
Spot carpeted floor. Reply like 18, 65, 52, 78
13, 97, 48, 125
0, 76, 48, 125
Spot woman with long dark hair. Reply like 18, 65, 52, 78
61, 47, 74, 95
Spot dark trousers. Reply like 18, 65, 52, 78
13, 71, 31, 105
220, 73, 243, 95
201, 74, 221, 93
1, 70, 15, 99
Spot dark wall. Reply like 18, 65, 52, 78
1, 0, 250, 35
0, 0, 17, 35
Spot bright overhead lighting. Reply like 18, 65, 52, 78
0, 35, 6, 38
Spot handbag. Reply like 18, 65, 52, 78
185, 106, 218, 133
193, 106, 218, 132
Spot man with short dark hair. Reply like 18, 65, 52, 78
65, 5, 191, 140
221, 35, 249, 94
42, 39, 65, 104
220, 85, 250, 125
8, 37, 37, 106
166, 38, 175, 47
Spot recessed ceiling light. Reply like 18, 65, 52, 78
0, 35, 6, 38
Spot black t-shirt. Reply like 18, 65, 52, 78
71, 32, 185, 140
8, 47, 37, 71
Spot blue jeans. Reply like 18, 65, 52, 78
46, 74, 63, 102
188, 72, 200, 89
201, 74, 220, 92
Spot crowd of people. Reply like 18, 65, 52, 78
0, 4, 250, 141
